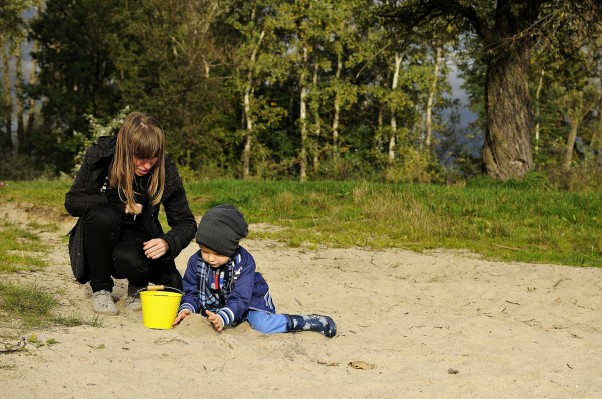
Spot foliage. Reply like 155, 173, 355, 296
0, 0, 598, 188
0, 153, 56, 180
70, 107, 130, 176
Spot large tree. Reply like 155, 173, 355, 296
385, 0, 601, 180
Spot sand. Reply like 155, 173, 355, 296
1, 202, 600, 399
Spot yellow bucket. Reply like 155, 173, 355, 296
140, 286, 182, 330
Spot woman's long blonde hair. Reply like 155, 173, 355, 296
109, 112, 165, 213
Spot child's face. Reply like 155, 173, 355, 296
200, 245, 229, 268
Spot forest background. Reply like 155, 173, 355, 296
0, 0, 601, 190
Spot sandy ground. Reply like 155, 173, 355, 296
1, 202, 601, 399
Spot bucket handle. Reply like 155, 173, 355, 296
136, 284, 183, 295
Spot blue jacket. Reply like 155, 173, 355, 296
178, 246, 276, 327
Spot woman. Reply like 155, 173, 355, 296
65, 111, 197, 315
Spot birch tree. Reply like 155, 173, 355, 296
279, 0, 330, 182
0, 0, 43, 154
224, 0, 287, 179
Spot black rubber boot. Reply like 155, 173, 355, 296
285, 314, 337, 338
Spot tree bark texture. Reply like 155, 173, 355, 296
425, 47, 442, 150
332, 53, 342, 157
242, 30, 265, 180
2, 47, 13, 152
26, 40, 39, 138
388, 53, 402, 162
311, 63, 320, 173
16, 50, 25, 152
482, 47, 534, 180
533, 68, 545, 155
561, 114, 579, 175
299, 46, 309, 182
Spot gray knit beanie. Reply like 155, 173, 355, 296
195, 204, 248, 257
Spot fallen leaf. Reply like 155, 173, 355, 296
348, 361, 376, 370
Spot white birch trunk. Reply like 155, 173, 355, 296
534, 68, 545, 155
425, 47, 442, 150
332, 53, 342, 157
312, 63, 320, 172
388, 53, 402, 162
299, 46, 309, 182
241, 30, 265, 179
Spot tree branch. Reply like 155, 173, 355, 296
383, 0, 494, 43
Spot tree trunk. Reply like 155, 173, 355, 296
560, 92, 585, 189
242, 94, 253, 179
482, 47, 534, 180
311, 62, 320, 173
388, 53, 402, 162
425, 47, 442, 150
299, 46, 309, 182
241, 30, 265, 180
533, 68, 545, 155
26, 40, 39, 138
2, 46, 13, 153
561, 113, 580, 175
332, 53, 342, 158
596, 96, 602, 165
16, 49, 25, 153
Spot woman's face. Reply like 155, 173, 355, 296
133, 157, 159, 176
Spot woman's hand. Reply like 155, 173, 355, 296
172, 309, 190, 327
143, 238, 170, 259
205, 310, 224, 332
125, 203, 143, 215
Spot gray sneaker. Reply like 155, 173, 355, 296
92, 290, 119, 315
126, 283, 144, 311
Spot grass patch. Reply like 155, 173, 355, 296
0, 221, 48, 273
1, 178, 601, 267
0, 282, 57, 328
0, 282, 101, 339
53, 312, 103, 328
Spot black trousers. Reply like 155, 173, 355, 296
83, 203, 171, 292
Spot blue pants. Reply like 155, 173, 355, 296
246, 310, 288, 334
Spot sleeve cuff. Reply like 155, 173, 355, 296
217, 307, 235, 326
178, 303, 195, 315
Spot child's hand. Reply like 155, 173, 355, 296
172, 309, 190, 327
205, 310, 224, 332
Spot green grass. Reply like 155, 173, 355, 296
0, 216, 100, 337
0, 282, 58, 328
1, 177, 601, 267
0, 221, 48, 273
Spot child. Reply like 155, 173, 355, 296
172, 204, 337, 337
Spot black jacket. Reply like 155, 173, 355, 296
65, 136, 197, 262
